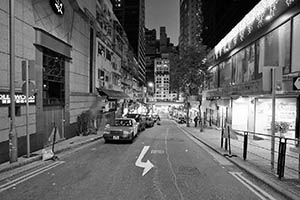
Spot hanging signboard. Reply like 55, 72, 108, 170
0, 92, 35, 106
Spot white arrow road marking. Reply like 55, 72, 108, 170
229, 172, 277, 200
135, 146, 154, 176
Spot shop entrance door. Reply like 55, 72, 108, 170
43, 106, 64, 146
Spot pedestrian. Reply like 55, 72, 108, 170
194, 116, 198, 127
157, 115, 161, 125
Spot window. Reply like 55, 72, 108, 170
292, 13, 300, 73
106, 49, 111, 61
42, 49, 65, 106
98, 42, 105, 57
264, 21, 291, 74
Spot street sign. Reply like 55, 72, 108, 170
22, 81, 36, 96
293, 77, 300, 90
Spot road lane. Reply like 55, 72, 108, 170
0, 119, 284, 200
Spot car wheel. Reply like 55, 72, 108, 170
130, 133, 134, 143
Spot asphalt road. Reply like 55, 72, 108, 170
0, 119, 287, 200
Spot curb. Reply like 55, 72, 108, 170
0, 135, 103, 175
180, 126, 300, 200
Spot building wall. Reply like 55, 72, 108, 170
0, 0, 98, 163
203, 1, 300, 139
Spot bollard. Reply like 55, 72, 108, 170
225, 138, 228, 151
221, 128, 224, 148
277, 138, 287, 179
243, 132, 248, 160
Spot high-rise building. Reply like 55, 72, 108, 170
145, 28, 158, 87
179, 0, 260, 50
110, 0, 146, 86
179, 0, 200, 51
154, 58, 170, 101
145, 26, 177, 102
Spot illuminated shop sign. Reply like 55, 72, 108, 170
206, 96, 220, 101
0, 93, 36, 106
49, 0, 64, 15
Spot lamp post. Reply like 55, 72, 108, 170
147, 82, 154, 102
9, 0, 17, 163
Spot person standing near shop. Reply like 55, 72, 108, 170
194, 116, 198, 127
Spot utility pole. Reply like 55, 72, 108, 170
9, 0, 17, 163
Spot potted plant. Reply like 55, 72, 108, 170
274, 121, 290, 137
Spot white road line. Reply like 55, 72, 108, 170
164, 128, 184, 200
0, 161, 64, 193
229, 172, 277, 200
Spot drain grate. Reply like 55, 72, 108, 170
178, 166, 201, 176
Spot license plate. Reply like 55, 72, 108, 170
113, 136, 119, 140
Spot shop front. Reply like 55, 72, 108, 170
255, 97, 296, 138
231, 96, 297, 139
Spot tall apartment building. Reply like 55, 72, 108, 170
145, 28, 158, 87
154, 57, 170, 101
179, 0, 199, 51
145, 26, 177, 102
110, 0, 146, 86
179, 0, 260, 50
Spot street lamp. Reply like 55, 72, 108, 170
147, 82, 154, 102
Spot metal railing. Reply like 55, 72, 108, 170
221, 128, 300, 180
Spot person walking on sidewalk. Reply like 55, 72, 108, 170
194, 116, 198, 127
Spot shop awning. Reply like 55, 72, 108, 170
97, 88, 129, 100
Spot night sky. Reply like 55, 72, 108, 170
145, 0, 180, 45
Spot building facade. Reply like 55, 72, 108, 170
179, 0, 200, 51
0, 0, 139, 163
154, 58, 170, 101
110, 0, 146, 86
202, 0, 300, 142
145, 28, 158, 87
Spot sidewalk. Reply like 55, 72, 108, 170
180, 123, 300, 200
0, 132, 103, 175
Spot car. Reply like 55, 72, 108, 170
151, 113, 159, 122
143, 114, 155, 127
177, 116, 186, 124
103, 118, 138, 143
125, 113, 146, 132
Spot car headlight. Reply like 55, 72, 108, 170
123, 131, 130, 136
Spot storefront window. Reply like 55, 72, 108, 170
255, 98, 296, 138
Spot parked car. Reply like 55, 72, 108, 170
151, 113, 159, 122
177, 116, 186, 124
144, 114, 155, 127
103, 118, 138, 143
125, 113, 146, 132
